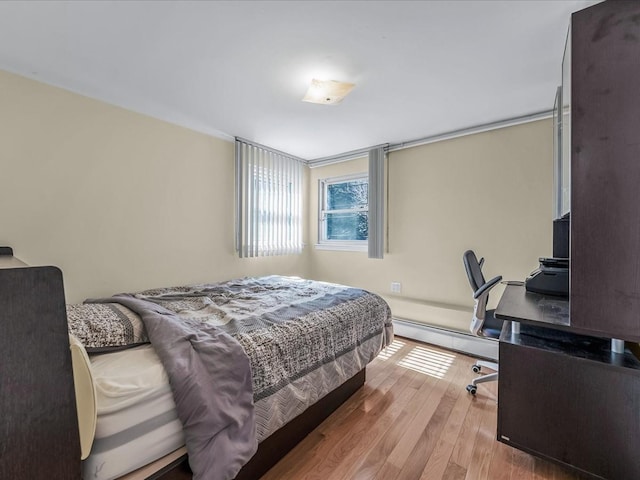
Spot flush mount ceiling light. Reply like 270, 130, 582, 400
302, 79, 355, 105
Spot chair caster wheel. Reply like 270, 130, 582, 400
466, 384, 477, 395
472, 364, 481, 373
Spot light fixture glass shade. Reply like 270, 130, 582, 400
302, 79, 355, 105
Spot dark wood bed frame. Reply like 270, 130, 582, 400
0, 247, 365, 480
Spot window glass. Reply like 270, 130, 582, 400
327, 180, 368, 210
326, 212, 368, 241
320, 175, 369, 245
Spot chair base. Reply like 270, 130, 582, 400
473, 360, 498, 372
466, 362, 498, 395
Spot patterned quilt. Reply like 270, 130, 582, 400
135, 275, 394, 402
87, 276, 393, 479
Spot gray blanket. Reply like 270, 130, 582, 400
88, 294, 256, 480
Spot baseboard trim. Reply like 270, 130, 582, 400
392, 317, 498, 361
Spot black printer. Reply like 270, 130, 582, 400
525, 257, 569, 297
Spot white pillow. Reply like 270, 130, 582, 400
69, 334, 97, 460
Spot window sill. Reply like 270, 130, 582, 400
315, 243, 368, 252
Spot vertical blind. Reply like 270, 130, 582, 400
235, 138, 304, 258
368, 146, 386, 259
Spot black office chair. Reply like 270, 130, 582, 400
463, 250, 504, 395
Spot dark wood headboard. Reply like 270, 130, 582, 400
0, 247, 81, 479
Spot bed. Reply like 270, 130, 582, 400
0, 248, 393, 480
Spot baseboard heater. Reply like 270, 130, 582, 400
392, 317, 498, 361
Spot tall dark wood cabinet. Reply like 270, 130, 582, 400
495, 3, 640, 478
570, 1, 640, 342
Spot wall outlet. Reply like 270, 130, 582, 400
391, 282, 402, 294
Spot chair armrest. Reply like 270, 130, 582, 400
473, 275, 503, 299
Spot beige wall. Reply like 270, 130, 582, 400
308, 120, 553, 332
0, 70, 310, 303
0, 69, 552, 331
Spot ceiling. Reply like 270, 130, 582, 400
0, 1, 596, 160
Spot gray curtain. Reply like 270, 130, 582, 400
368, 146, 385, 259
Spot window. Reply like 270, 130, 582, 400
235, 138, 303, 258
318, 174, 369, 251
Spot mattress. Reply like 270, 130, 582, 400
82, 345, 185, 480
83, 338, 381, 480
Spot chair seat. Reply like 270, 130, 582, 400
479, 309, 504, 339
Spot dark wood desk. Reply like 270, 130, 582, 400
496, 283, 569, 328
495, 287, 640, 479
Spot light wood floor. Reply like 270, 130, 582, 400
261, 337, 586, 480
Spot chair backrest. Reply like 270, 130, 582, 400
463, 250, 486, 294
463, 249, 490, 337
